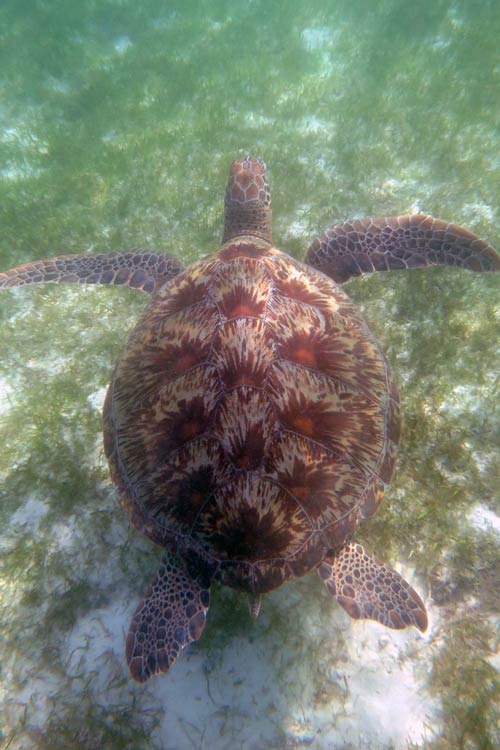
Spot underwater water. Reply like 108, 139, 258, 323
0, 0, 499, 748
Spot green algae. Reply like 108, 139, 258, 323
1, 1, 500, 748
4, 696, 163, 750
429, 615, 500, 750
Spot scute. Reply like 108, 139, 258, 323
193, 473, 310, 563
211, 255, 272, 320
267, 434, 366, 533
213, 387, 276, 471
211, 317, 276, 388
104, 239, 398, 594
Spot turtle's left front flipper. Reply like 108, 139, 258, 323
306, 215, 500, 283
319, 542, 428, 632
126, 552, 210, 683
0, 250, 184, 294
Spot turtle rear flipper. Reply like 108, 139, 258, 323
306, 215, 500, 283
319, 542, 428, 632
0, 250, 183, 294
126, 552, 210, 683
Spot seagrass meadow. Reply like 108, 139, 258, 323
1, 1, 499, 748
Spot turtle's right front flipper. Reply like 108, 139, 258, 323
126, 552, 210, 683
306, 215, 500, 283
319, 542, 428, 632
0, 250, 184, 294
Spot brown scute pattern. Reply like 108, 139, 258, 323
267, 293, 388, 402
211, 256, 272, 320
213, 388, 276, 470
267, 434, 340, 508
360, 476, 387, 519
306, 214, 500, 283
267, 434, 367, 545
211, 318, 276, 388
193, 474, 311, 562
153, 258, 219, 310
113, 365, 222, 484
268, 360, 387, 472
0, 250, 184, 293
319, 543, 428, 632
126, 552, 210, 682
142, 366, 222, 461
285, 532, 331, 578
132, 302, 219, 383
268, 253, 340, 311
269, 252, 373, 325
131, 438, 233, 537
267, 295, 326, 356
321, 505, 360, 551
106, 240, 397, 594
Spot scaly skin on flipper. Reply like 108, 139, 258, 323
0, 250, 184, 293
306, 215, 500, 283
126, 552, 210, 683
318, 542, 428, 632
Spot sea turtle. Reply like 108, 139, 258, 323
1, 157, 499, 683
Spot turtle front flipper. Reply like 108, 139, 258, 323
319, 542, 428, 632
305, 215, 500, 283
0, 250, 183, 294
126, 552, 210, 683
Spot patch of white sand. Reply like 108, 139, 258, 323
9, 496, 49, 531
55, 569, 435, 750
467, 504, 500, 538
0, 377, 13, 415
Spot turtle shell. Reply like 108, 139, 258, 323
103, 239, 400, 595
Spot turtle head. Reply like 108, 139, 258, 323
223, 156, 272, 244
